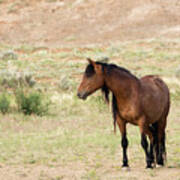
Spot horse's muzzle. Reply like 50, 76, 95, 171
77, 92, 88, 100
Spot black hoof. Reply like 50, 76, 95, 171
122, 163, 129, 168
157, 163, 164, 167
157, 160, 164, 166
122, 165, 129, 168
150, 158, 154, 164
146, 165, 153, 169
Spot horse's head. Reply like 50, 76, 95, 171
77, 58, 105, 100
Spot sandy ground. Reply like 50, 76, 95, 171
0, 0, 180, 47
0, 164, 179, 180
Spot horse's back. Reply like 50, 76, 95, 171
140, 75, 170, 123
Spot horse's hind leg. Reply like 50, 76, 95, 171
157, 129, 166, 166
157, 118, 167, 166
148, 124, 157, 167
160, 131, 166, 164
157, 94, 169, 166
149, 122, 160, 166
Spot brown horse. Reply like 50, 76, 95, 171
77, 58, 170, 169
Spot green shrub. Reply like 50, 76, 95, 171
15, 90, 50, 116
0, 93, 10, 114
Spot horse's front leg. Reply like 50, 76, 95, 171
116, 116, 129, 167
122, 132, 128, 167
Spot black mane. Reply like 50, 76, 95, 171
96, 61, 131, 75
85, 61, 133, 78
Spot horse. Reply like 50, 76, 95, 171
77, 58, 170, 169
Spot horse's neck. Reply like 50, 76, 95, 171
104, 69, 139, 101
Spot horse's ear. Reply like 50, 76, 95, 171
87, 58, 95, 65
87, 58, 102, 73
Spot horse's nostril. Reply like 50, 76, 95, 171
77, 91, 88, 100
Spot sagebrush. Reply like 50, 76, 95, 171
15, 90, 50, 116
0, 93, 10, 114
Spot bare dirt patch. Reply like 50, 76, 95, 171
0, 0, 180, 47
0, 163, 179, 180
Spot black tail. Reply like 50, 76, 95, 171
150, 122, 167, 166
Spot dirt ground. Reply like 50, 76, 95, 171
0, 0, 180, 180
0, 164, 179, 180
0, 0, 180, 47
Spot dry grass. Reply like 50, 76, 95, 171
0, 39, 180, 179
0, 0, 180, 179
